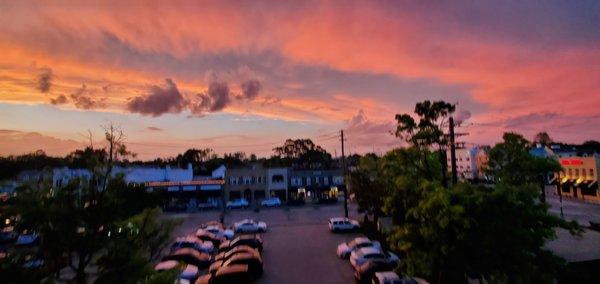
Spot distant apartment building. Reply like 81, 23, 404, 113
224, 164, 267, 202
447, 147, 489, 181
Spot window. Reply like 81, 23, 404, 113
333, 176, 344, 184
591, 169, 595, 177
244, 176, 251, 185
306, 177, 312, 186
229, 177, 238, 185
324, 177, 329, 185
568, 169, 573, 177
575, 169, 579, 177
257, 176, 261, 184
582, 169, 587, 177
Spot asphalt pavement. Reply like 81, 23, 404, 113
166, 203, 363, 284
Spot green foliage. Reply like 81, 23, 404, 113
349, 155, 386, 222
96, 208, 181, 283
272, 138, 332, 169
487, 132, 561, 186
390, 182, 581, 283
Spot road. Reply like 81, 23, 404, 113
166, 203, 363, 284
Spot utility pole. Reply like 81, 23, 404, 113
341, 130, 348, 218
449, 117, 458, 186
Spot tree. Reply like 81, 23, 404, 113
533, 132, 553, 145
487, 132, 561, 186
3, 125, 174, 283
349, 155, 386, 223
394, 101, 455, 186
390, 182, 581, 283
273, 139, 332, 169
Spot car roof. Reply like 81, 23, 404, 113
215, 264, 249, 275
375, 271, 401, 280
154, 260, 179, 270
357, 247, 381, 255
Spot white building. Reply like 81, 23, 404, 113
447, 147, 485, 181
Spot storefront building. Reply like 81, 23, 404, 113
555, 156, 600, 203
288, 169, 344, 204
267, 168, 289, 201
224, 164, 267, 203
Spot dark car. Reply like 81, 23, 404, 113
208, 252, 263, 279
162, 248, 212, 269
195, 264, 253, 284
196, 230, 226, 247
214, 245, 261, 262
218, 234, 263, 253
354, 260, 395, 284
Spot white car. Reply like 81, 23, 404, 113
232, 219, 267, 233
226, 198, 249, 209
350, 247, 400, 270
329, 217, 360, 232
337, 237, 381, 259
372, 271, 401, 284
203, 225, 235, 240
261, 197, 282, 207
172, 235, 215, 254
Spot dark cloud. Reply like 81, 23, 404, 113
190, 81, 231, 116
36, 67, 53, 93
146, 126, 163, 131
239, 79, 262, 100
126, 78, 187, 117
49, 94, 67, 105
70, 84, 106, 109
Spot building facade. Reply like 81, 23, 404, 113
224, 164, 267, 202
266, 168, 289, 201
555, 155, 600, 203
288, 169, 344, 203
447, 147, 488, 181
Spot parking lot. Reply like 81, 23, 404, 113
167, 203, 362, 283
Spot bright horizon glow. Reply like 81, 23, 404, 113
1, 1, 599, 159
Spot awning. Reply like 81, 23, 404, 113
199, 185, 221, 191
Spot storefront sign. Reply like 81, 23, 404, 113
561, 159, 584, 166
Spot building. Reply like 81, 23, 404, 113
447, 147, 488, 181
554, 155, 600, 203
224, 164, 267, 202
289, 169, 344, 203
266, 168, 289, 201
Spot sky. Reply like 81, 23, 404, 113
0, 0, 599, 160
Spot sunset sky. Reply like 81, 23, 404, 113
1, 0, 599, 159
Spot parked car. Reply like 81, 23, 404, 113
178, 264, 201, 283
0, 227, 18, 244
198, 199, 219, 210
218, 234, 263, 253
350, 248, 399, 270
196, 230, 226, 247
329, 217, 360, 232
232, 219, 267, 233
226, 198, 249, 209
203, 226, 234, 240
162, 248, 212, 269
354, 260, 395, 284
154, 260, 181, 271
260, 197, 282, 207
372, 271, 404, 284
337, 237, 381, 259
214, 245, 261, 262
172, 235, 215, 254
200, 221, 225, 230
208, 252, 264, 279
195, 264, 253, 284
15, 233, 39, 246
